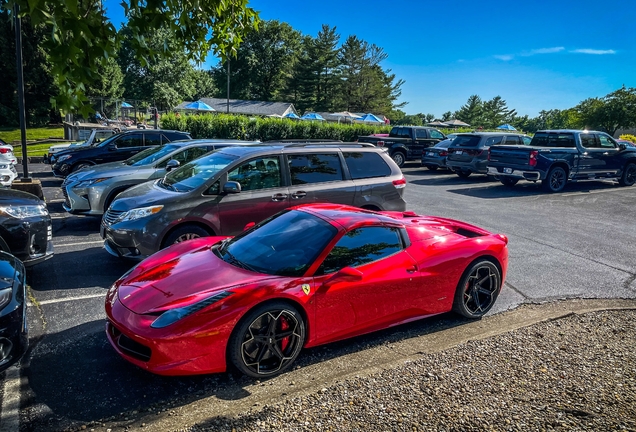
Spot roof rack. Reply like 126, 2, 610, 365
267, 141, 377, 148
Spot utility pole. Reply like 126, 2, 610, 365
226, 59, 230, 114
14, 4, 29, 180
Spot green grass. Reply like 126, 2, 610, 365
0, 127, 64, 143
12, 143, 58, 158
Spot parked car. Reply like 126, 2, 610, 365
62, 139, 260, 216
617, 139, 636, 148
446, 132, 531, 178
50, 129, 192, 177
358, 126, 446, 167
0, 251, 28, 373
101, 143, 407, 259
44, 129, 118, 164
421, 139, 454, 170
0, 144, 17, 166
487, 130, 636, 192
0, 162, 18, 187
104, 203, 509, 376
0, 189, 53, 266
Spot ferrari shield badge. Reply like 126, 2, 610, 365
301, 284, 311, 295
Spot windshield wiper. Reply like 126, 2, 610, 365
159, 179, 175, 191
224, 249, 258, 273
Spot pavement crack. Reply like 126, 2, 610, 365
504, 281, 528, 299
623, 274, 636, 292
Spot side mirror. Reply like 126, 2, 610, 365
223, 181, 241, 194
323, 267, 363, 288
165, 159, 180, 172
619, 143, 627, 151
243, 222, 255, 231
108, 143, 117, 151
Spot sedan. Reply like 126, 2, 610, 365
421, 139, 453, 170
105, 204, 508, 377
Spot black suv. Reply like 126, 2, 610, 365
0, 189, 53, 266
101, 143, 407, 259
51, 129, 191, 177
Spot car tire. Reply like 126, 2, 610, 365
425, 165, 438, 171
228, 301, 306, 378
456, 170, 471, 178
452, 259, 501, 319
542, 166, 567, 192
72, 162, 92, 173
500, 177, 519, 187
163, 225, 210, 248
391, 152, 406, 168
618, 162, 636, 187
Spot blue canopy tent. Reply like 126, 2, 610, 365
496, 123, 517, 131
120, 102, 133, 108
284, 112, 300, 119
301, 112, 325, 121
184, 100, 215, 111
357, 113, 383, 123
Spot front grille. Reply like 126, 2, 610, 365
62, 186, 70, 208
108, 323, 151, 362
103, 209, 124, 225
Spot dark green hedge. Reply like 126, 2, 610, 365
160, 113, 391, 141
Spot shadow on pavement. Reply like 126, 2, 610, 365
410, 174, 497, 187
448, 179, 622, 199
24, 312, 469, 431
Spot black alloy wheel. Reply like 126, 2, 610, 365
500, 177, 519, 187
163, 225, 210, 248
619, 162, 636, 187
456, 170, 471, 178
229, 302, 305, 378
391, 152, 406, 168
73, 162, 92, 172
542, 166, 567, 192
425, 165, 438, 171
453, 259, 501, 319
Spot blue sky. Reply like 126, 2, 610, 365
104, 0, 636, 117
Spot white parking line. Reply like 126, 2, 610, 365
0, 365, 20, 432
29, 293, 106, 306
53, 240, 104, 248
562, 188, 634, 197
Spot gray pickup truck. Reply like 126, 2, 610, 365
487, 129, 636, 192
358, 126, 446, 167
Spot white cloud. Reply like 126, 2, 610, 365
494, 55, 514, 61
570, 48, 616, 55
524, 47, 565, 55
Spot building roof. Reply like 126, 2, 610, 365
174, 98, 298, 117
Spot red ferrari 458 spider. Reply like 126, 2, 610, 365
105, 204, 508, 377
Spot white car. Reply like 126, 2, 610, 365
46, 129, 117, 163
0, 162, 18, 187
0, 145, 17, 166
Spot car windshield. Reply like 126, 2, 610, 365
159, 151, 238, 192
217, 210, 337, 277
435, 139, 453, 149
452, 135, 481, 147
95, 133, 121, 147
124, 144, 180, 166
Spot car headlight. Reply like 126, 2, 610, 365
116, 205, 164, 222
150, 291, 233, 329
0, 204, 48, 218
0, 164, 7, 169
56, 154, 72, 163
73, 177, 111, 188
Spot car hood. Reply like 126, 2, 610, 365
109, 180, 179, 210
67, 162, 140, 182
116, 238, 274, 313
0, 188, 43, 205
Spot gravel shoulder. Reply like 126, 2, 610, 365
73, 299, 636, 432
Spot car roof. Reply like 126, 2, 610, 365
535, 129, 608, 134
167, 139, 260, 147
217, 143, 381, 157
453, 132, 524, 136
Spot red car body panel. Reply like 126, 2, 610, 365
105, 204, 508, 375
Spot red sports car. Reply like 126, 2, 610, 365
105, 204, 508, 377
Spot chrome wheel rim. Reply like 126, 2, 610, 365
462, 265, 499, 315
393, 153, 404, 166
174, 233, 201, 243
550, 169, 565, 190
241, 310, 303, 375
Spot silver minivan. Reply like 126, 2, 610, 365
100, 143, 407, 259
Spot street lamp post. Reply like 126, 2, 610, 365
14, 4, 29, 181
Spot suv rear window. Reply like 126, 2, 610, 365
531, 133, 576, 148
343, 152, 391, 179
287, 153, 343, 184
452, 135, 481, 147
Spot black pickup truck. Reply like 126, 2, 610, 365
487, 129, 636, 192
358, 126, 446, 167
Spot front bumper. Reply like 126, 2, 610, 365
0, 167, 17, 187
3, 217, 54, 267
487, 166, 543, 181
101, 217, 158, 259
62, 183, 107, 216
51, 162, 71, 178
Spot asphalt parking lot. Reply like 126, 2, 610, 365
4, 162, 636, 431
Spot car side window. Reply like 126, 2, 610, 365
227, 156, 282, 191
504, 136, 521, 145
116, 133, 143, 148
318, 226, 403, 275
415, 129, 428, 139
522, 136, 532, 145
429, 130, 444, 139
343, 152, 391, 179
287, 153, 343, 185
484, 136, 504, 146
598, 135, 617, 149
144, 134, 161, 147
580, 134, 598, 148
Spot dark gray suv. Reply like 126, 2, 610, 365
100, 143, 407, 259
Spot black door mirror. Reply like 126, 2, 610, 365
223, 181, 241, 194
165, 159, 180, 172
618, 143, 627, 151
108, 143, 117, 151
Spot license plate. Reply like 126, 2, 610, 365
427, 152, 434, 156
504, 167, 513, 174
455, 150, 463, 155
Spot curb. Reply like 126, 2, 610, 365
17, 157, 45, 164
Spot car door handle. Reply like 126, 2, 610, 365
603, 152, 609, 155
406, 265, 417, 273
291, 191, 306, 199
271, 193, 288, 202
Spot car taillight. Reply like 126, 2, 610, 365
0, 148, 9, 154
376, 141, 384, 147
495, 233, 509, 245
392, 177, 407, 189
487, 148, 491, 161
529, 150, 539, 167
439, 151, 448, 156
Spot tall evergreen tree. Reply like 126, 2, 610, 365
454, 95, 483, 127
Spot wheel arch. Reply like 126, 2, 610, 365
160, 221, 216, 249
103, 185, 133, 212
458, 254, 504, 289
549, 161, 570, 176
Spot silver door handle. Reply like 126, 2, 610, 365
291, 191, 307, 199
603, 152, 609, 155
271, 193, 288, 202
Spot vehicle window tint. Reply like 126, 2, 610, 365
522, 136, 532, 145
429, 130, 445, 139
318, 226, 403, 275
116, 134, 143, 148
434, 139, 453, 149
504, 136, 521, 145
288, 153, 343, 185
343, 152, 391, 179
598, 135, 617, 149
163, 132, 190, 142
580, 134, 598, 148
415, 129, 428, 139
530, 133, 576, 148
227, 157, 282, 191
453, 135, 481, 147
144, 134, 161, 147
485, 136, 504, 146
